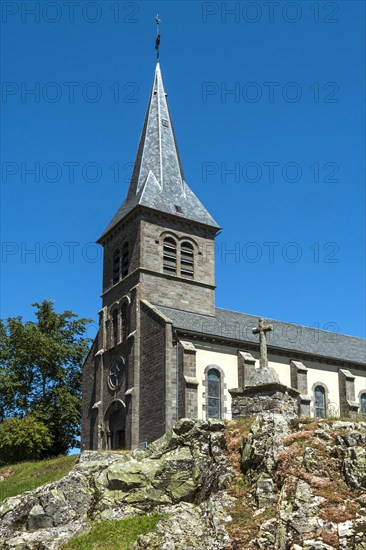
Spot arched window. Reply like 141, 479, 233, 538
121, 241, 129, 279
121, 302, 128, 341
105, 318, 110, 348
112, 249, 120, 284
180, 241, 194, 279
314, 385, 326, 418
112, 310, 118, 347
207, 368, 221, 419
163, 237, 177, 275
360, 393, 366, 417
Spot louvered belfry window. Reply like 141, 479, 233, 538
112, 249, 120, 284
180, 242, 194, 278
121, 241, 129, 279
163, 237, 177, 275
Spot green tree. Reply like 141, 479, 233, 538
0, 416, 52, 464
0, 300, 92, 457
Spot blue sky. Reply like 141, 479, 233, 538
1, 0, 365, 339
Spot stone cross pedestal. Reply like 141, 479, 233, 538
229, 317, 300, 418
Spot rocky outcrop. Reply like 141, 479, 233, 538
135, 492, 234, 549
0, 419, 232, 549
229, 415, 366, 550
0, 415, 365, 549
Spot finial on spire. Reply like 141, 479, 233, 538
155, 15, 161, 60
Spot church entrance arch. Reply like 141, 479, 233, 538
105, 400, 126, 450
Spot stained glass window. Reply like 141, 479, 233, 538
314, 385, 326, 418
360, 393, 366, 417
207, 369, 221, 419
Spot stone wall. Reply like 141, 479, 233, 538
339, 368, 360, 417
139, 216, 216, 315
229, 383, 300, 417
139, 300, 169, 445
100, 211, 217, 316
81, 336, 100, 451
178, 340, 198, 418
100, 214, 141, 295
141, 272, 215, 316
290, 360, 311, 416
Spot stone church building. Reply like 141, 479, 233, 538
81, 62, 366, 451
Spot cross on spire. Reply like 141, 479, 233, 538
252, 318, 273, 368
155, 15, 161, 60
99, 58, 219, 240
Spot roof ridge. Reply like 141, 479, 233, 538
215, 307, 366, 341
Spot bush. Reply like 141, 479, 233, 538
0, 416, 52, 464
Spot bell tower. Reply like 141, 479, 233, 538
82, 58, 220, 452
99, 62, 220, 316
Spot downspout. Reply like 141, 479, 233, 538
173, 328, 179, 422
95, 348, 104, 450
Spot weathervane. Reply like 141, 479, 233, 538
155, 15, 161, 60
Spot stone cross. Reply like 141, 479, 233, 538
252, 318, 273, 368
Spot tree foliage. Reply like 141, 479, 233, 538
0, 416, 52, 464
0, 300, 92, 458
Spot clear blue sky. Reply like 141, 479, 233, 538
1, 0, 365, 339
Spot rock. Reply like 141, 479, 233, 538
302, 541, 336, 550
343, 446, 366, 490
0, 419, 231, 548
337, 432, 366, 448
1, 416, 366, 549
288, 480, 323, 535
314, 429, 333, 442
338, 520, 354, 537
241, 413, 292, 477
27, 504, 52, 530
134, 492, 233, 549
255, 518, 277, 548
256, 475, 275, 508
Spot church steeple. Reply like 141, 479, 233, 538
100, 62, 220, 239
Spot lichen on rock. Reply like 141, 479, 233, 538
0, 419, 232, 549
227, 414, 366, 550
0, 415, 365, 549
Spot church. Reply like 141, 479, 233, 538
81, 60, 366, 451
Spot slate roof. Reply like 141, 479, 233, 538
100, 63, 220, 239
154, 305, 366, 366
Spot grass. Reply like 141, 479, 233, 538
0, 455, 78, 502
62, 514, 164, 549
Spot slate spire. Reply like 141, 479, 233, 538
100, 62, 220, 239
